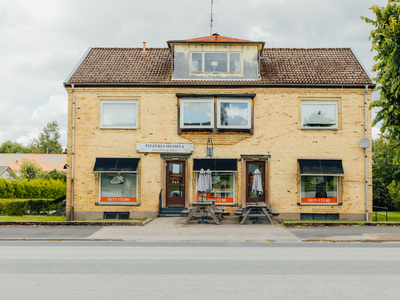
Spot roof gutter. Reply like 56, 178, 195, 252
64, 82, 376, 89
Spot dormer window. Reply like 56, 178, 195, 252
191, 52, 241, 73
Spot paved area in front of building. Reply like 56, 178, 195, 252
2, 217, 400, 242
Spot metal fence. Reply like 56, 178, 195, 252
372, 206, 388, 222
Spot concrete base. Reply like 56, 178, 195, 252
276, 213, 301, 220
66, 211, 157, 220
340, 213, 372, 221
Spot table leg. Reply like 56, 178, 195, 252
183, 205, 200, 225
205, 205, 221, 225
240, 208, 252, 225
261, 207, 274, 224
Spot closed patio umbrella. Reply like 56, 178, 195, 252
197, 168, 207, 201
205, 169, 213, 197
251, 169, 263, 205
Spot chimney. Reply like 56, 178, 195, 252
141, 42, 147, 53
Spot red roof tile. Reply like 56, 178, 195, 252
66, 47, 372, 86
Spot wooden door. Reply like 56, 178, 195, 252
246, 161, 266, 204
165, 161, 186, 207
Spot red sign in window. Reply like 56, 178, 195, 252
196, 193, 234, 204
100, 197, 137, 203
301, 198, 338, 204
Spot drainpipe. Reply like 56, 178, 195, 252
70, 84, 75, 221
364, 85, 368, 221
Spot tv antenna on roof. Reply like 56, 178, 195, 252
209, 0, 217, 35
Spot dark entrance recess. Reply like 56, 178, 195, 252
246, 161, 266, 204
301, 213, 339, 221
165, 160, 186, 207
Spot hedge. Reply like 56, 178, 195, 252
0, 200, 63, 216
0, 178, 65, 199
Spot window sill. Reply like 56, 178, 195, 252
95, 203, 141, 206
300, 128, 339, 131
100, 127, 138, 130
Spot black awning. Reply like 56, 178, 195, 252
93, 158, 140, 173
193, 158, 237, 172
298, 159, 345, 176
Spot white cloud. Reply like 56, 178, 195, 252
372, 127, 381, 140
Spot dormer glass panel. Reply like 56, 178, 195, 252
205, 53, 227, 72
191, 53, 203, 72
190, 53, 241, 74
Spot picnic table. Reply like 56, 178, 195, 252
236, 202, 275, 225
183, 201, 224, 225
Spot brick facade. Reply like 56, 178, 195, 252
66, 86, 373, 221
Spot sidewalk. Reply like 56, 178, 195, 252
1, 216, 400, 242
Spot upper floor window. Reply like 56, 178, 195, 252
180, 98, 214, 129
100, 100, 138, 129
217, 98, 251, 129
179, 97, 252, 132
301, 101, 338, 129
191, 52, 241, 73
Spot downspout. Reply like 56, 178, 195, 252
70, 84, 75, 221
364, 85, 368, 221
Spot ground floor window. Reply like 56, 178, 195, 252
196, 172, 235, 204
100, 173, 137, 203
300, 176, 338, 205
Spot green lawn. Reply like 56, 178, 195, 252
0, 215, 66, 222
373, 211, 400, 222
0, 199, 54, 203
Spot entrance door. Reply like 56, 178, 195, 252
246, 161, 266, 204
165, 161, 186, 207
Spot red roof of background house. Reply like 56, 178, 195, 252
0, 154, 67, 173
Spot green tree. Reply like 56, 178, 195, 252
19, 159, 43, 181
372, 137, 400, 210
0, 140, 30, 153
362, 1, 400, 140
29, 120, 63, 154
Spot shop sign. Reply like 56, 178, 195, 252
100, 197, 137, 203
197, 193, 234, 204
301, 198, 338, 204
136, 143, 194, 153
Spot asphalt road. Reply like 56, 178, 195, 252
1, 241, 400, 300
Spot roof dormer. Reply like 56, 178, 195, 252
167, 33, 265, 81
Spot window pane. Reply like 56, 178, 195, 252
210, 172, 234, 198
220, 102, 249, 126
183, 102, 212, 126
205, 53, 227, 72
191, 53, 202, 72
301, 176, 337, 198
100, 173, 137, 202
168, 163, 183, 183
168, 186, 183, 198
103, 103, 136, 127
230, 53, 241, 72
302, 103, 337, 127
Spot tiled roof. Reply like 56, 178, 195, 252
0, 154, 67, 173
66, 47, 372, 86
0, 166, 10, 175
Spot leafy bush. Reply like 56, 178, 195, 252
0, 200, 62, 216
0, 178, 65, 199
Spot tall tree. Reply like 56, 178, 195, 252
362, 1, 400, 140
372, 137, 400, 210
0, 141, 29, 153
29, 120, 63, 154
19, 159, 43, 181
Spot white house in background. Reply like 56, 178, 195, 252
0, 166, 13, 180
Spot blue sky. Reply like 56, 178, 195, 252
0, 0, 387, 148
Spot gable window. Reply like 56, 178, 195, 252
100, 100, 138, 129
301, 101, 338, 129
180, 98, 214, 129
217, 98, 251, 129
191, 53, 241, 73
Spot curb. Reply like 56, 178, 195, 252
0, 219, 152, 227
282, 222, 400, 227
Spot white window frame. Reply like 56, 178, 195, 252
100, 100, 138, 129
190, 52, 242, 74
217, 98, 251, 129
195, 171, 236, 205
180, 98, 214, 129
99, 172, 138, 205
301, 100, 338, 129
300, 175, 339, 206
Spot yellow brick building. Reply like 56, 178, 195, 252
64, 34, 374, 221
